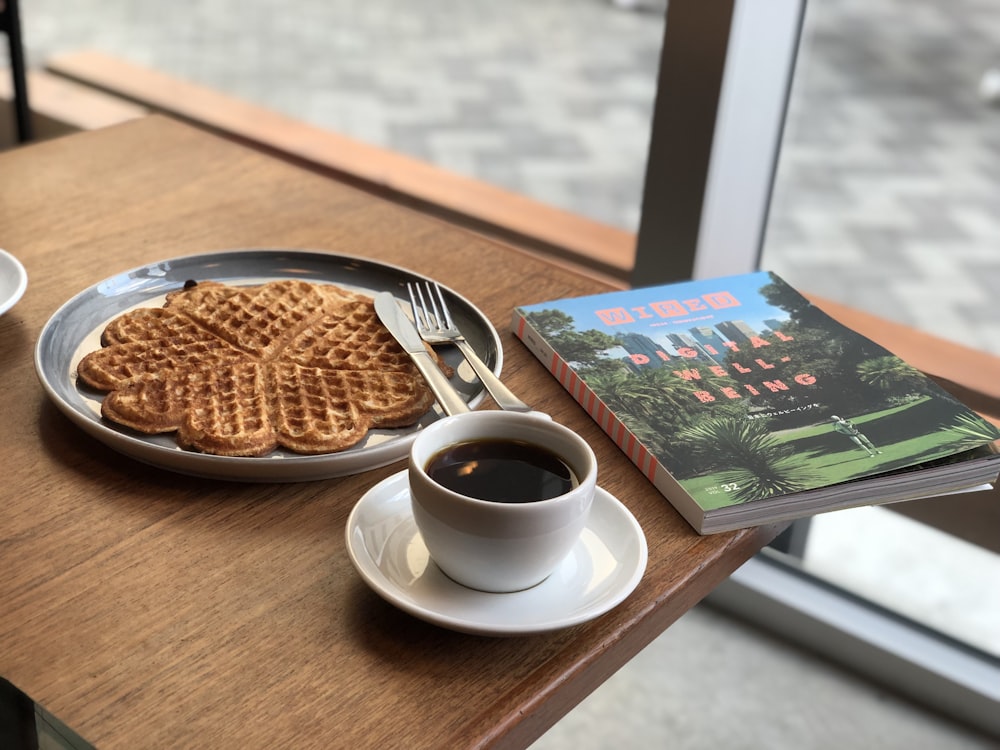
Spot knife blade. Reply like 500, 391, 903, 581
374, 292, 470, 417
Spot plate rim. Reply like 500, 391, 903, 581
345, 470, 648, 636
33, 248, 503, 481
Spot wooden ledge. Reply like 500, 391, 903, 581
44, 50, 636, 282
0, 67, 147, 145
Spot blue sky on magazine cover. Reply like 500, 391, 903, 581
524, 271, 790, 345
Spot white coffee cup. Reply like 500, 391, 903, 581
408, 411, 597, 593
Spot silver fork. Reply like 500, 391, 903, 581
408, 281, 533, 412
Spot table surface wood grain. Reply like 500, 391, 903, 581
0, 115, 783, 749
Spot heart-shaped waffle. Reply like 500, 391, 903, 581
77, 280, 443, 456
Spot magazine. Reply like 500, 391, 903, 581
512, 271, 1000, 534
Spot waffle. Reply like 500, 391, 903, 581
77, 279, 448, 456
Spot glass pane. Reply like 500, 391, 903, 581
21, 0, 665, 234
795, 506, 1000, 658
761, 0, 1000, 657
762, 0, 1000, 357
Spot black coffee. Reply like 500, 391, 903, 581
426, 439, 578, 503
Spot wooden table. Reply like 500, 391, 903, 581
0, 115, 781, 749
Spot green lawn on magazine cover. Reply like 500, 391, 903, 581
680, 398, 983, 510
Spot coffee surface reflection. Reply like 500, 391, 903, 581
426, 439, 578, 503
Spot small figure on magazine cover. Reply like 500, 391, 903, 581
830, 415, 882, 457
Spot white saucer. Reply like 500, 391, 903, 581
345, 471, 647, 636
0, 248, 28, 316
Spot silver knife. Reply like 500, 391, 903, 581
374, 292, 471, 417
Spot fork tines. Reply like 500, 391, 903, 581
408, 281, 452, 331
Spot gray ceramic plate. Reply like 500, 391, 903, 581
34, 249, 501, 481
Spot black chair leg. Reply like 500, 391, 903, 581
1, 0, 33, 142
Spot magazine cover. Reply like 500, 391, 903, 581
513, 271, 1000, 521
